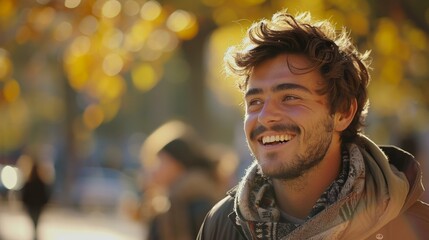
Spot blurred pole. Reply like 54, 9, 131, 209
61, 63, 80, 206
181, 17, 216, 138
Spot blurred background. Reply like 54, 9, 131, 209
0, 0, 428, 239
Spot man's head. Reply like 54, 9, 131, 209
225, 10, 370, 143
225, 10, 371, 179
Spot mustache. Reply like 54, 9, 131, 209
249, 124, 301, 141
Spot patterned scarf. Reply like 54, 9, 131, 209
234, 143, 366, 240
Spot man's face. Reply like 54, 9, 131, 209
244, 54, 339, 180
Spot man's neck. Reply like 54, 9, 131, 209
272, 149, 342, 219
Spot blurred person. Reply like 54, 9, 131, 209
137, 120, 228, 240
198, 9, 429, 240
17, 153, 55, 240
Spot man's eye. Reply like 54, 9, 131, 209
283, 95, 299, 101
247, 99, 262, 107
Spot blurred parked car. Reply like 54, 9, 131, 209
70, 167, 139, 215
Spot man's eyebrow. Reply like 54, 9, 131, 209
244, 88, 263, 98
272, 83, 311, 93
245, 83, 312, 98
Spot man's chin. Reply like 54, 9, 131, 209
257, 163, 305, 181
257, 163, 283, 178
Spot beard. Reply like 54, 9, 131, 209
252, 115, 334, 181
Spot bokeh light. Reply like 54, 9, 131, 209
102, 0, 122, 19
131, 63, 159, 92
28, 6, 55, 32
0, 49, 12, 79
124, 20, 153, 52
102, 28, 124, 49
65, 0, 82, 9
53, 21, 73, 42
123, 0, 140, 16
83, 104, 105, 129
167, 10, 198, 40
0, 165, 22, 190
102, 53, 124, 76
140, 1, 162, 21
79, 15, 99, 36
3, 79, 20, 103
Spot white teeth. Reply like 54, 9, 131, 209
262, 134, 293, 144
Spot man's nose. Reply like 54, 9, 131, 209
258, 98, 282, 125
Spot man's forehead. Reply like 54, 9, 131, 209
247, 53, 320, 79
246, 70, 324, 96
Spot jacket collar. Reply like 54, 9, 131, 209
379, 145, 424, 211
226, 187, 247, 239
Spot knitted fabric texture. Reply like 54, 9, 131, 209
234, 143, 366, 240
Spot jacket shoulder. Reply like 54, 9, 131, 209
405, 200, 429, 226
197, 193, 245, 240
368, 200, 429, 240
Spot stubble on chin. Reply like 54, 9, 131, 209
256, 149, 314, 181
256, 151, 292, 179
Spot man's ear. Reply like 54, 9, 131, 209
334, 98, 357, 132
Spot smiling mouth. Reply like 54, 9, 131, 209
260, 134, 295, 145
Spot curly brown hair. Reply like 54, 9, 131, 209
225, 10, 371, 142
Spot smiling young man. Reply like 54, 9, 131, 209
197, 10, 429, 240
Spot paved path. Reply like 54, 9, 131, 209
0, 201, 144, 240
